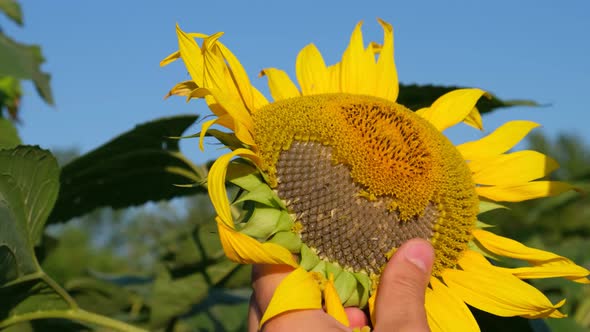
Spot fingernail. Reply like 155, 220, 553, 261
403, 241, 434, 273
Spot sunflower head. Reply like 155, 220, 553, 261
254, 93, 478, 276
162, 19, 589, 331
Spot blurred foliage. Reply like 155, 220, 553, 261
0, 0, 52, 122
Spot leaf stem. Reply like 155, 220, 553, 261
39, 272, 79, 309
0, 309, 148, 332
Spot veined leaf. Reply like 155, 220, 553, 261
48, 115, 206, 224
398, 84, 539, 115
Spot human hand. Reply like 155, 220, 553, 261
248, 238, 435, 331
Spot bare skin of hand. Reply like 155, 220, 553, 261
248, 238, 435, 331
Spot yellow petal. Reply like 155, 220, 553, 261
443, 250, 566, 318
175, 24, 205, 86
368, 292, 377, 327
188, 87, 255, 146
260, 267, 322, 327
160, 51, 181, 67
251, 86, 269, 111
426, 277, 480, 332
164, 80, 198, 99
472, 229, 567, 263
328, 63, 341, 93
199, 118, 218, 151
457, 121, 540, 160
325, 275, 350, 326
463, 107, 484, 130
161, 32, 209, 67
296, 44, 330, 95
497, 264, 590, 283
214, 112, 256, 149
375, 19, 398, 102
217, 220, 297, 267
340, 21, 366, 94
260, 68, 301, 101
217, 42, 269, 111
476, 181, 574, 202
201, 33, 254, 129
208, 149, 261, 226
417, 89, 488, 132
469, 151, 559, 186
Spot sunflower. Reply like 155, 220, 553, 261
161, 20, 590, 331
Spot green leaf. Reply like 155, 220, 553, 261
0, 146, 59, 274
48, 115, 206, 224
0, 33, 53, 105
65, 277, 134, 317
149, 270, 209, 328
0, 0, 23, 25
0, 147, 147, 331
0, 119, 21, 150
174, 288, 250, 331
398, 84, 539, 115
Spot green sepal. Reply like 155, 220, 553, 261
311, 261, 327, 277
234, 182, 284, 208
352, 272, 371, 308
203, 129, 246, 150
300, 244, 320, 271
239, 204, 282, 239
268, 231, 302, 253
334, 270, 357, 305
227, 162, 285, 209
325, 262, 343, 281
275, 210, 295, 233
476, 219, 494, 229
478, 200, 508, 215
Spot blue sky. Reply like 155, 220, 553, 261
5, 1, 590, 163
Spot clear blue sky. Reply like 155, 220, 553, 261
4, 1, 589, 163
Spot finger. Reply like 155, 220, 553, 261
374, 238, 434, 332
345, 307, 369, 328
251, 264, 295, 314
248, 294, 262, 332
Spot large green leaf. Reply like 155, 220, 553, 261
398, 84, 538, 115
0, 146, 147, 331
0, 119, 21, 150
0, 0, 23, 25
0, 146, 59, 271
0, 33, 53, 105
48, 115, 206, 224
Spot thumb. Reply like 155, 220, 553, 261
374, 238, 434, 332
